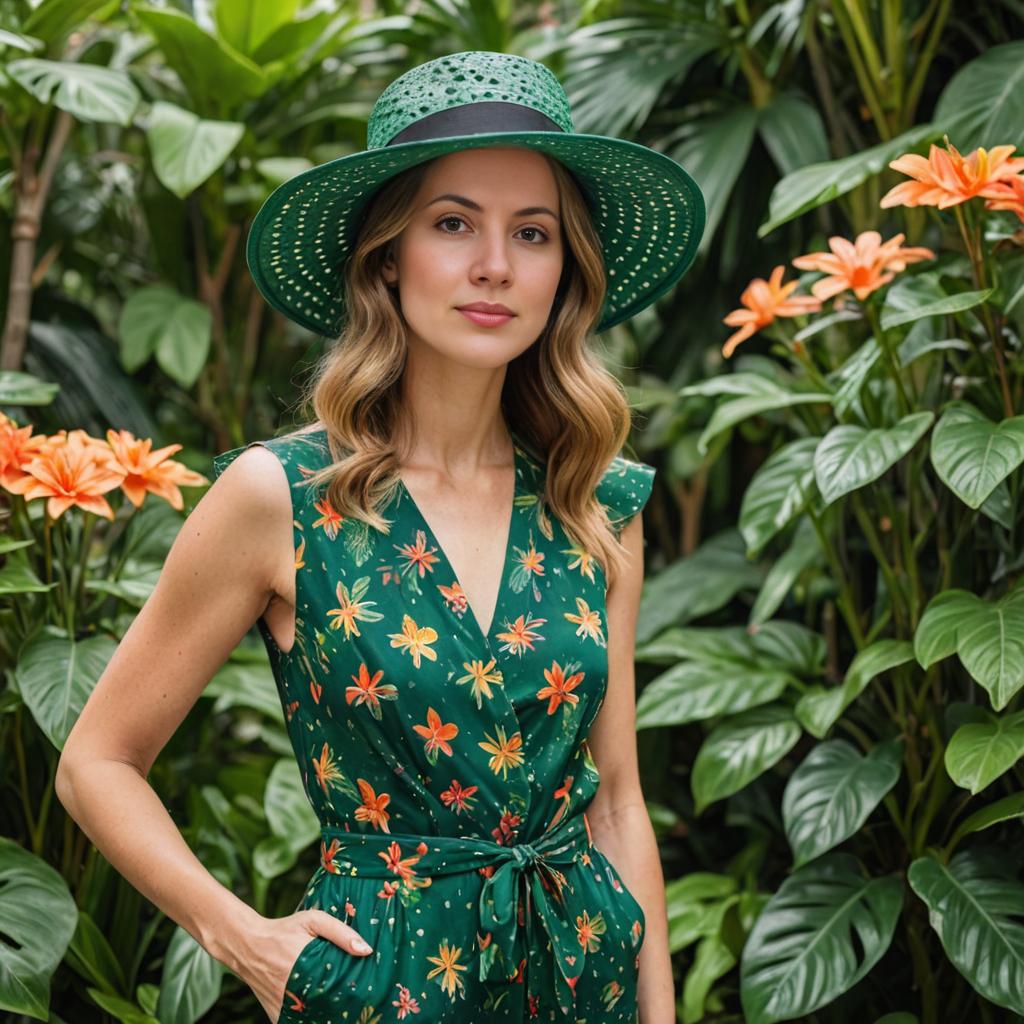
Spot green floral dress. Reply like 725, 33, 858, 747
212, 427, 656, 1024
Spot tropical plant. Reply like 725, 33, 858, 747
639, 128, 1024, 1023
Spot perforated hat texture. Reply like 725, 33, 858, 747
245, 50, 707, 337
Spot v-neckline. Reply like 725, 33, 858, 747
395, 432, 522, 647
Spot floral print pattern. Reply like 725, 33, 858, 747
211, 428, 656, 1023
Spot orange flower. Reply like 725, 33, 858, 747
879, 136, 1024, 209
0, 415, 49, 487
983, 174, 1024, 224
106, 428, 207, 510
4, 434, 125, 520
791, 230, 935, 301
721, 265, 821, 358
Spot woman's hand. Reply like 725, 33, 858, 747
240, 908, 374, 1022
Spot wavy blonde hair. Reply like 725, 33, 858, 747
287, 151, 643, 589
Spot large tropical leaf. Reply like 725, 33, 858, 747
908, 849, 1024, 1014
783, 739, 903, 867
945, 711, 1024, 793
795, 640, 915, 738
740, 853, 903, 1023
146, 102, 245, 199
932, 41, 1024, 149
13, 632, 117, 750
637, 530, 764, 643
929, 401, 1024, 510
0, 839, 78, 1019
813, 412, 934, 505
679, 374, 832, 455
915, 580, 1024, 710
759, 122, 941, 236
7, 58, 139, 125
691, 704, 801, 813
739, 437, 820, 556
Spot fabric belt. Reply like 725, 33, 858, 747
317, 811, 591, 1017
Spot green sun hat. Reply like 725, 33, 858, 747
246, 50, 706, 337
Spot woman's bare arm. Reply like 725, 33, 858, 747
53, 445, 371, 1012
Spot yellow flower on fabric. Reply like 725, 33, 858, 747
388, 613, 439, 667
478, 725, 525, 779
564, 597, 605, 646
425, 939, 468, 999
456, 658, 505, 709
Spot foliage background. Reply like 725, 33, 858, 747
2, 0, 1024, 1021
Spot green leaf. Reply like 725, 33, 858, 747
7, 58, 139, 125
637, 530, 764, 643
748, 517, 825, 627
666, 872, 738, 952
946, 792, 1024, 855
637, 660, 793, 728
795, 640, 915, 738
691, 704, 801, 814
740, 853, 903, 1024
881, 284, 993, 331
915, 581, 1024, 710
686, 377, 833, 456
929, 400, 1024, 509
118, 284, 212, 387
813, 412, 934, 505
945, 711, 1024, 793
783, 739, 903, 867
135, 6, 266, 112
0, 369, 59, 405
682, 935, 737, 1024
13, 633, 117, 749
155, 925, 224, 1023
933, 41, 1024, 149
759, 122, 942, 236
0, 837, 78, 1019
263, 758, 320, 852
739, 437, 819, 556
146, 102, 244, 199
757, 92, 830, 176
0, 28, 44, 52
214, 0, 300, 56
672, 105, 760, 252
908, 849, 1024, 1014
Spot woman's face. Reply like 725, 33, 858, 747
383, 147, 564, 368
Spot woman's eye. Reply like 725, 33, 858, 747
434, 216, 547, 242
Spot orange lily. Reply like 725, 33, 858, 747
721, 265, 821, 358
0, 415, 49, 488
4, 435, 125, 520
106, 428, 207, 510
791, 230, 935, 301
983, 174, 1024, 224
879, 137, 1024, 209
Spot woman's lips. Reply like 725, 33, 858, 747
457, 308, 514, 327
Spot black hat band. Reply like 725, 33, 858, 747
386, 101, 564, 147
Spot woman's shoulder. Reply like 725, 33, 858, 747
595, 452, 657, 533
211, 423, 329, 481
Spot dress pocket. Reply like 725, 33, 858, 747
277, 935, 323, 1022
590, 845, 647, 949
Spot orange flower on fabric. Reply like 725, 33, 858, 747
721, 265, 821, 358
791, 230, 935, 301
105, 428, 207, 510
983, 173, 1024, 224
4, 435, 125, 520
879, 137, 1024, 209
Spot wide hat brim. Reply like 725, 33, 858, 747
246, 128, 706, 337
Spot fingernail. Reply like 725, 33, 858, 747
354, 938, 372, 953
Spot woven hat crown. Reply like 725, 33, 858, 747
367, 51, 575, 150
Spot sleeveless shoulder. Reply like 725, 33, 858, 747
211, 428, 330, 502
595, 453, 656, 533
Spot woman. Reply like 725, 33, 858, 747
56, 51, 704, 1023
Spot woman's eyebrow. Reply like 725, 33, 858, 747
424, 193, 560, 221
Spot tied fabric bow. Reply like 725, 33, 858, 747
475, 812, 590, 1016
316, 811, 591, 1018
